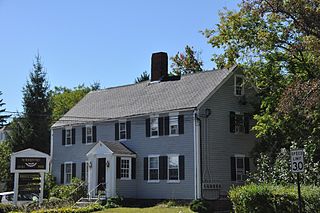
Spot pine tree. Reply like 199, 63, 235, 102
0, 91, 11, 127
135, 71, 150, 83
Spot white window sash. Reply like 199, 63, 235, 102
148, 156, 159, 181
120, 157, 131, 180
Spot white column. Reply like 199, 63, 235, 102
13, 172, 19, 206
39, 172, 44, 206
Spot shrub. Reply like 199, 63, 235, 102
32, 203, 102, 213
49, 178, 86, 202
190, 199, 208, 213
104, 195, 124, 208
0, 203, 17, 213
229, 183, 320, 213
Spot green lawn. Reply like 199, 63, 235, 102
96, 206, 193, 213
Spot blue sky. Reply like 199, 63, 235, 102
0, 0, 240, 114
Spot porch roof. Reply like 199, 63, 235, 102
101, 141, 135, 155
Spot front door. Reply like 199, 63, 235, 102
97, 158, 106, 191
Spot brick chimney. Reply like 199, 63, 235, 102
151, 52, 168, 81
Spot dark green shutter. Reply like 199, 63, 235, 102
93, 126, 97, 142
245, 157, 250, 173
82, 127, 86, 144
81, 162, 86, 181
115, 123, 119, 140
179, 155, 185, 180
178, 115, 184, 134
230, 112, 235, 133
146, 119, 150, 137
132, 158, 136, 179
126, 121, 131, 139
144, 157, 148, 180
62, 129, 66, 145
159, 117, 164, 136
231, 157, 236, 181
72, 128, 76, 144
159, 156, 168, 180
164, 116, 169, 135
244, 113, 250, 134
116, 157, 121, 179
72, 163, 76, 178
60, 164, 64, 184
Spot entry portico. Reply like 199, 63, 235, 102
86, 141, 135, 198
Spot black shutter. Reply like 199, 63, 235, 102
93, 126, 97, 142
159, 156, 168, 180
159, 117, 164, 136
62, 129, 66, 145
164, 116, 169, 135
72, 128, 76, 144
144, 157, 148, 180
60, 164, 64, 184
115, 123, 119, 141
230, 112, 235, 133
245, 157, 250, 173
179, 155, 185, 180
146, 118, 150, 137
81, 162, 86, 181
244, 113, 250, 134
231, 157, 236, 181
126, 121, 131, 139
82, 127, 86, 144
116, 157, 121, 179
178, 115, 184, 134
72, 163, 76, 178
131, 158, 136, 179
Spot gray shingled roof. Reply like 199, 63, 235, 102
52, 66, 236, 127
102, 141, 135, 155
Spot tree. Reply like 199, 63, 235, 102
0, 91, 11, 127
204, 0, 320, 183
50, 83, 100, 124
170, 45, 203, 75
134, 71, 150, 83
0, 141, 13, 190
9, 54, 51, 154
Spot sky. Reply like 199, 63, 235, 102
0, 0, 240, 114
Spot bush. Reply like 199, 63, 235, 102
0, 203, 17, 213
104, 195, 124, 208
229, 183, 320, 213
49, 178, 86, 202
32, 203, 102, 213
190, 199, 208, 213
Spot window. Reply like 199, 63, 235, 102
234, 75, 244, 96
65, 163, 73, 184
119, 122, 126, 140
66, 128, 72, 145
235, 113, 244, 133
169, 116, 179, 135
86, 126, 92, 143
236, 156, 245, 181
149, 156, 159, 181
120, 157, 131, 180
150, 117, 159, 137
81, 161, 89, 182
168, 155, 179, 181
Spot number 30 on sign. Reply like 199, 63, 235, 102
291, 149, 304, 173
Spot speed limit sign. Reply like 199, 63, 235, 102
291, 149, 304, 173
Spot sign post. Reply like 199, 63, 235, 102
291, 149, 304, 213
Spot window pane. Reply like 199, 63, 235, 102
66, 164, 71, 173
169, 156, 179, 169
150, 169, 158, 180
237, 158, 244, 169
149, 157, 158, 169
87, 127, 92, 135
169, 169, 179, 180
120, 123, 126, 131
120, 131, 126, 139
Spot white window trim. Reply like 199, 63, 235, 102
234, 74, 245, 96
167, 154, 180, 183
85, 125, 93, 144
169, 112, 179, 136
120, 157, 131, 180
148, 155, 160, 183
64, 161, 73, 184
85, 161, 89, 182
150, 115, 159, 138
65, 127, 72, 146
119, 120, 127, 141
234, 112, 245, 134
234, 154, 245, 182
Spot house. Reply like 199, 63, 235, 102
0, 125, 10, 143
50, 52, 257, 200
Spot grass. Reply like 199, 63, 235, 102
95, 206, 192, 213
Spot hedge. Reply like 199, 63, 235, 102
0, 203, 17, 213
32, 203, 103, 213
229, 184, 320, 213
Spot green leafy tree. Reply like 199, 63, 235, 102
204, 0, 320, 184
0, 91, 11, 127
170, 45, 203, 75
134, 71, 150, 83
0, 141, 13, 190
50, 83, 100, 124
